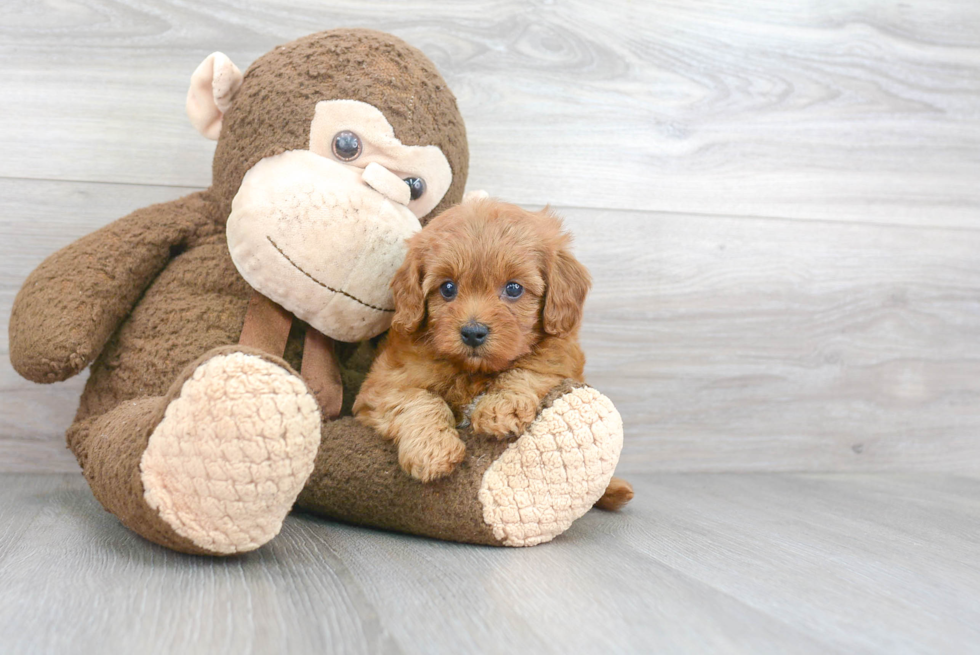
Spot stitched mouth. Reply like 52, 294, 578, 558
266, 236, 395, 313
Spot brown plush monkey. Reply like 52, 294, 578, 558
9, 29, 624, 555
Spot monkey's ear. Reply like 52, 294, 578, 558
390, 244, 427, 334
543, 243, 592, 337
186, 52, 244, 140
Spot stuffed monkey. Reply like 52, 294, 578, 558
9, 29, 624, 555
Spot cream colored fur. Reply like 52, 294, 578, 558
225, 99, 457, 343
140, 352, 321, 554
309, 100, 452, 219
227, 150, 421, 342
186, 52, 244, 140
478, 386, 624, 547
362, 162, 411, 205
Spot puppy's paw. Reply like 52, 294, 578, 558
471, 392, 540, 439
398, 428, 467, 482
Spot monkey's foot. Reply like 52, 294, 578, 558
477, 386, 624, 547
140, 352, 321, 554
295, 383, 624, 548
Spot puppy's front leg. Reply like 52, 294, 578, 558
355, 387, 466, 482
471, 369, 562, 439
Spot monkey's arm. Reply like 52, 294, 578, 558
9, 191, 218, 383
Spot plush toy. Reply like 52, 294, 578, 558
9, 29, 624, 555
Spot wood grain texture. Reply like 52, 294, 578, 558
4, 3, 980, 653
560, 207, 980, 474
0, 474, 397, 655
3, 1, 980, 472
1, 472, 977, 654
5, 178, 980, 473
0, 0, 978, 225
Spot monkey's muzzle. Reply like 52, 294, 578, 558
227, 150, 422, 342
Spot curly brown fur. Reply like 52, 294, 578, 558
354, 199, 592, 482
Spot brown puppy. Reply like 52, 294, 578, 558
354, 198, 588, 481
355, 199, 631, 510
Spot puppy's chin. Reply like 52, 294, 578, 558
453, 347, 518, 374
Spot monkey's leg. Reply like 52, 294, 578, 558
296, 382, 624, 547
68, 345, 321, 555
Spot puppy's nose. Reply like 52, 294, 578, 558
460, 322, 489, 347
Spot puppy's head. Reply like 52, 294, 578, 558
390, 198, 591, 373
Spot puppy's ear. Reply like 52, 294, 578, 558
390, 241, 427, 334
543, 240, 592, 337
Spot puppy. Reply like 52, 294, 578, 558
354, 199, 631, 508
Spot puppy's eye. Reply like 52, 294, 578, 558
439, 280, 457, 300
332, 131, 362, 161
404, 177, 426, 201
504, 282, 524, 299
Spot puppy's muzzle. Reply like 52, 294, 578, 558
460, 321, 489, 348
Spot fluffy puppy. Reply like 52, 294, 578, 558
353, 198, 591, 482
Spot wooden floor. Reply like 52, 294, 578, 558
2, 1, 980, 653
1, 472, 977, 654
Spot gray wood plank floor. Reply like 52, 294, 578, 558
1, 472, 977, 654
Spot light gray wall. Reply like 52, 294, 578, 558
2, 1, 979, 473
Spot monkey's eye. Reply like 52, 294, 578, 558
404, 177, 426, 201
439, 280, 457, 300
332, 131, 362, 161
504, 282, 524, 299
